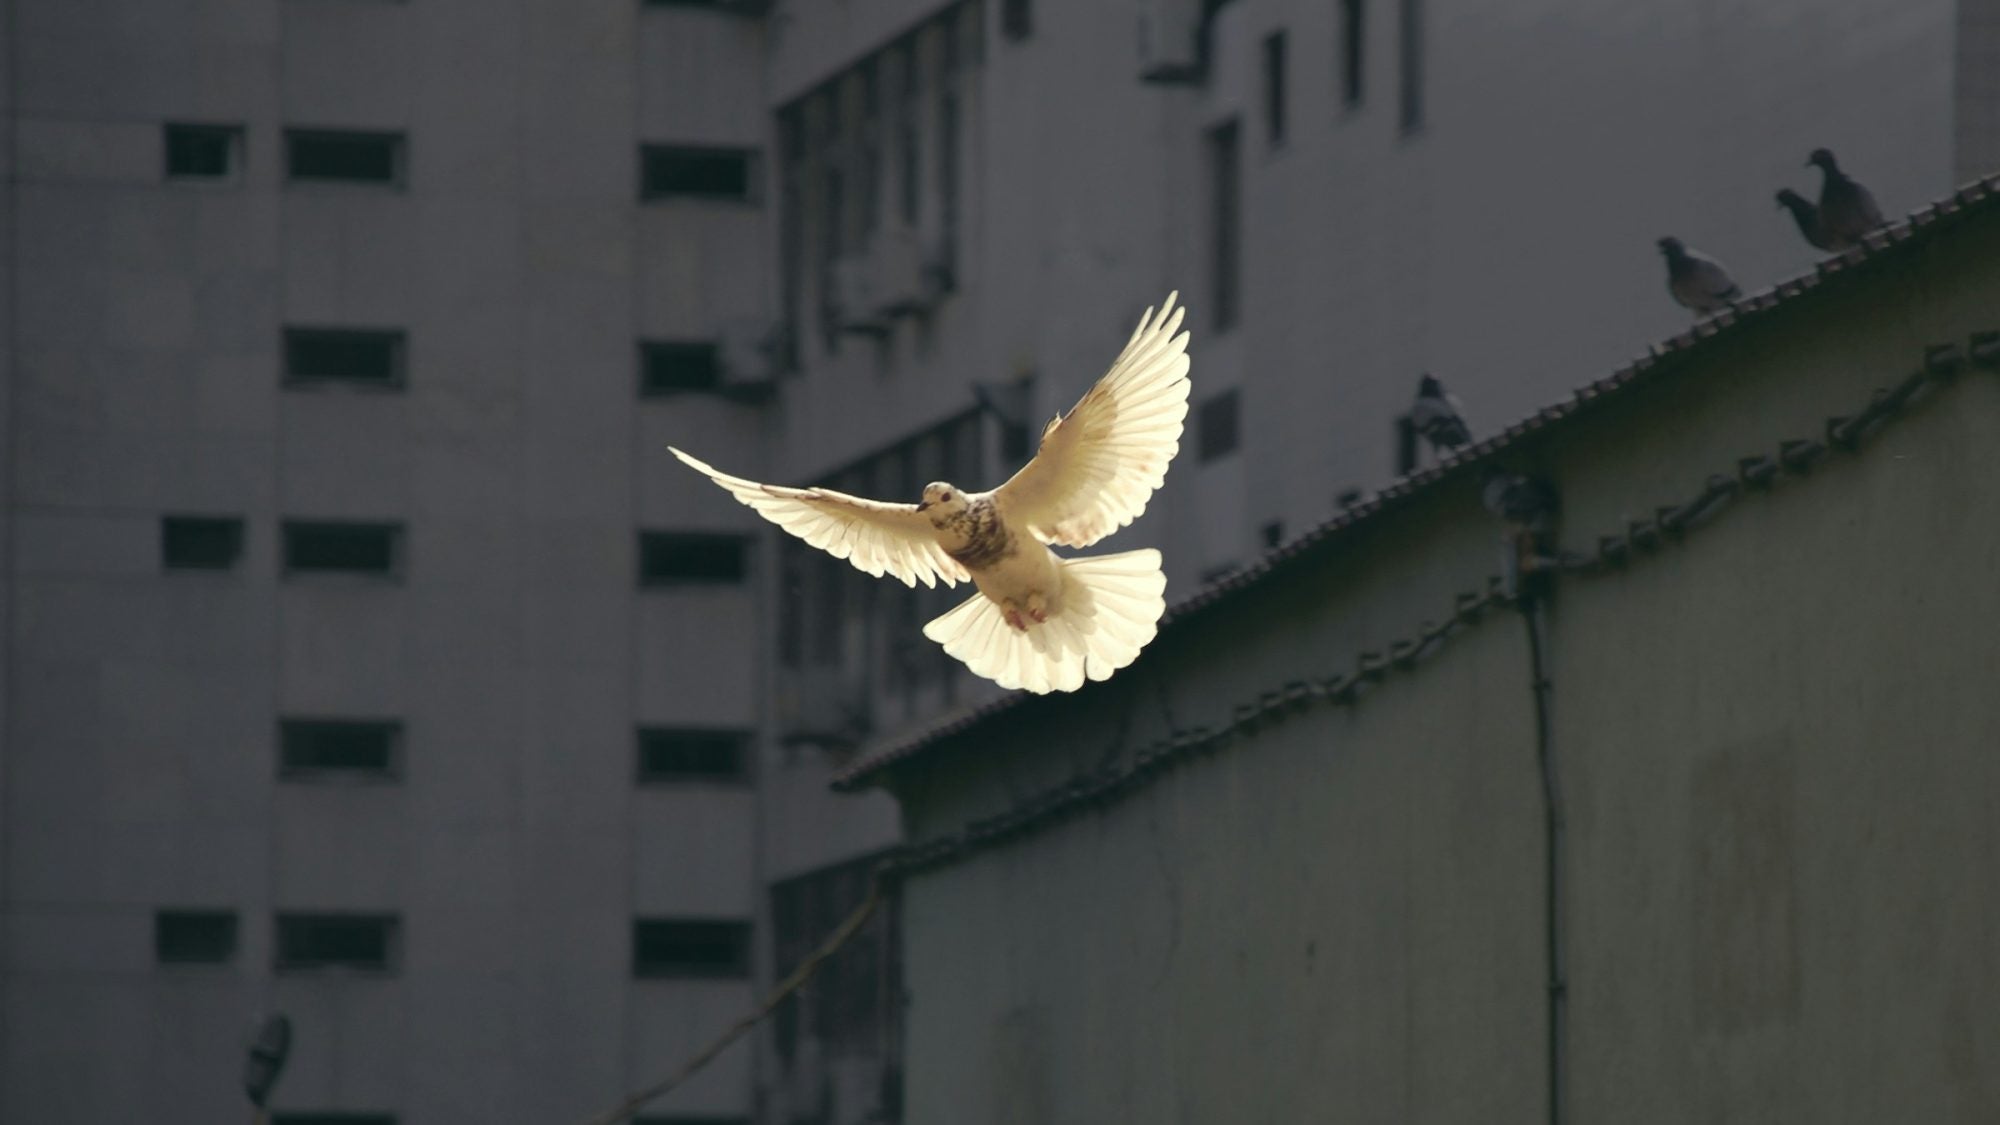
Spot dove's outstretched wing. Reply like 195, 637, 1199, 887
671, 448, 969, 589
993, 293, 1192, 548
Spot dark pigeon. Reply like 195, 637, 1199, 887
1410, 374, 1472, 455
1657, 237, 1741, 314
1809, 148, 1884, 248
1775, 189, 1839, 252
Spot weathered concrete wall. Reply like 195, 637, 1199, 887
883, 206, 2000, 1122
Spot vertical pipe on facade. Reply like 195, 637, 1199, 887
1522, 598, 1566, 1125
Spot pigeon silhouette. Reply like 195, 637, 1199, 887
1657, 237, 1741, 314
1808, 148, 1883, 248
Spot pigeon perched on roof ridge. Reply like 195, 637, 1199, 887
672, 294, 1193, 695
1410, 374, 1472, 454
1809, 147, 1884, 249
1657, 236, 1741, 314
1775, 188, 1840, 252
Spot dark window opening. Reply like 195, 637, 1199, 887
634, 1117, 751, 1125
777, 108, 805, 371
1207, 120, 1241, 332
280, 719, 401, 779
1399, 0, 1423, 134
1199, 388, 1241, 462
165, 123, 241, 179
641, 145, 758, 201
936, 84, 960, 291
283, 327, 406, 387
1263, 31, 1288, 146
155, 910, 238, 964
640, 341, 723, 395
1001, 0, 1031, 40
1261, 520, 1285, 549
286, 129, 404, 185
858, 63, 882, 237
640, 532, 749, 586
275, 914, 398, 973
896, 41, 922, 225
162, 516, 245, 571
633, 919, 753, 979
1340, 0, 1366, 108
638, 728, 751, 785
273, 1116, 398, 1125
283, 522, 403, 577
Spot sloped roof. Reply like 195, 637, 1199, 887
833, 170, 2000, 792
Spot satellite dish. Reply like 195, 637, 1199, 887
243, 1012, 293, 1109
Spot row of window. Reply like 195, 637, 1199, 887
161, 519, 749, 586
258, 1104, 740, 1112
1256, 0, 1424, 151
265, 719, 749, 785
275, 326, 742, 397
1210, 3, 1426, 333
154, 911, 753, 978
258, 1114, 740, 1125
162, 121, 757, 201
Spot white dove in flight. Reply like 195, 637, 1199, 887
671, 293, 1192, 695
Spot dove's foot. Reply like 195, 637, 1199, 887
1002, 607, 1028, 632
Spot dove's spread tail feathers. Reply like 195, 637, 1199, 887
923, 549, 1167, 695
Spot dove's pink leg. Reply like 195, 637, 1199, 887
1002, 605, 1028, 631
1024, 591, 1049, 623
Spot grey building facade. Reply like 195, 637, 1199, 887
3, 1, 771, 1121
3, 0, 1999, 1123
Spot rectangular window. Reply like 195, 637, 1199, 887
1001, 0, 1032, 40
165, 123, 242, 179
279, 719, 402, 780
161, 515, 245, 571
635, 1118, 750, 1125
639, 532, 749, 587
637, 728, 751, 785
1399, 0, 1423, 134
286, 129, 405, 186
274, 914, 399, 973
632, 919, 752, 979
1340, 0, 1366, 108
1261, 520, 1285, 549
857, 63, 881, 237
283, 327, 406, 388
1207, 120, 1241, 332
1199, 388, 1241, 462
282, 521, 404, 578
1263, 31, 1287, 146
639, 341, 723, 395
777, 107, 805, 371
273, 1116, 398, 1125
896, 41, 922, 225
155, 910, 238, 964
641, 145, 758, 201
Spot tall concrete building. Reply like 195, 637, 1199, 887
3, 0, 1997, 1123
2, 1, 776, 1121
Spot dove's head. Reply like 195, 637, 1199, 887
1656, 236, 1686, 259
1775, 188, 1809, 211
916, 482, 969, 524
1416, 374, 1443, 397
1807, 147, 1838, 171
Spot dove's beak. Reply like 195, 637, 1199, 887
915, 501, 932, 512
